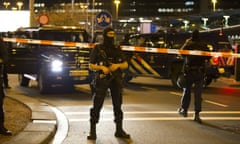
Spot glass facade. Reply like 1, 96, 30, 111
119, 0, 199, 17
1, 0, 239, 17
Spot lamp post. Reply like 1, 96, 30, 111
114, 0, 120, 20
183, 20, 189, 31
17, 1, 23, 10
86, 0, 89, 31
80, 3, 88, 30
201, 17, 208, 28
3, 2, 10, 9
71, 0, 75, 18
91, 0, 95, 42
223, 15, 230, 27
29, 0, 34, 26
212, 0, 217, 12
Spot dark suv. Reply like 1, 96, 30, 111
120, 30, 230, 88
4, 26, 91, 94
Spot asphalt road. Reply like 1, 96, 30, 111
7, 74, 240, 144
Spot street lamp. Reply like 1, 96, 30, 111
80, 3, 89, 30
114, 0, 120, 20
3, 2, 10, 9
212, 0, 217, 12
30, 0, 35, 27
201, 17, 208, 28
91, 0, 95, 42
223, 15, 230, 27
17, 1, 23, 10
183, 20, 189, 31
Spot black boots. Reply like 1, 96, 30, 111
0, 127, 12, 136
87, 122, 96, 140
178, 109, 202, 123
0, 120, 12, 136
193, 112, 202, 124
114, 122, 130, 139
178, 108, 188, 117
87, 121, 131, 140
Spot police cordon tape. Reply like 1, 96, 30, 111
3, 37, 240, 58
3, 37, 95, 48
120, 45, 240, 58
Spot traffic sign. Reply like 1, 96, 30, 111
38, 14, 49, 25
96, 11, 112, 28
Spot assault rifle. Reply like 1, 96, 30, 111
97, 45, 116, 80
91, 45, 119, 87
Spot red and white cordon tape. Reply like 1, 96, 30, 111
3, 37, 95, 48
120, 46, 240, 58
3, 37, 240, 58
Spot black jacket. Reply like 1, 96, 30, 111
183, 41, 210, 67
0, 38, 8, 64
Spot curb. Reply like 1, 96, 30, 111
4, 96, 57, 144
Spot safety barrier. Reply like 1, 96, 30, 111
3, 37, 240, 58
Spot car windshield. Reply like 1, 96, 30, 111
38, 31, 87, 42
127, 34, 167, 48
148, 35, 166, 48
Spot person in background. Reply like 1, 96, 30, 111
0, 36, 12, 135
1, 32, 10, 89
87, 27, 130, 140
137, 36, 146, 46
178, 29, 211, 123
3, 65, 10, 89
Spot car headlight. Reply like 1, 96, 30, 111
51, 59, 63, 72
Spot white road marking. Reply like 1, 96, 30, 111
170, 92, 182, 96
170, 91, 229, 107
33, 120, 56, 124
204, 100, 228, 107
141, 86, 158, 91
69, 117, 240, 122
65, 111, 240, 115
65, 111, 240, 122
50, 107, 69, 144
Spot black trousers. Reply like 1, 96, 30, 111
0, 64, 5, 126
180, 70, 204, 113
3, 65, 8, 87
90, 76, 123, 124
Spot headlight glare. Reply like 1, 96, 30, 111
51, 60, 63, 72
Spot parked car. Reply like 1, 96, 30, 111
119, 30, 231, 88
4, 25, 91, 94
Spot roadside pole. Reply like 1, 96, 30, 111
29, 0, 35, 27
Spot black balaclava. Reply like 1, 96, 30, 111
103, 27, 115, 48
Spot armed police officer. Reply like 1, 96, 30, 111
178, 29, 211, 123
0, 35, 12, 135
87, 27, 130, 140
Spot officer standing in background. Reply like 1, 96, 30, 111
0, 35, 12, 135
1, 32, 11, 89
87, 27, 130, 140
3, 65, 11, 89
178, 29, 211, 123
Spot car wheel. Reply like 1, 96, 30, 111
38, 68, 51, 94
